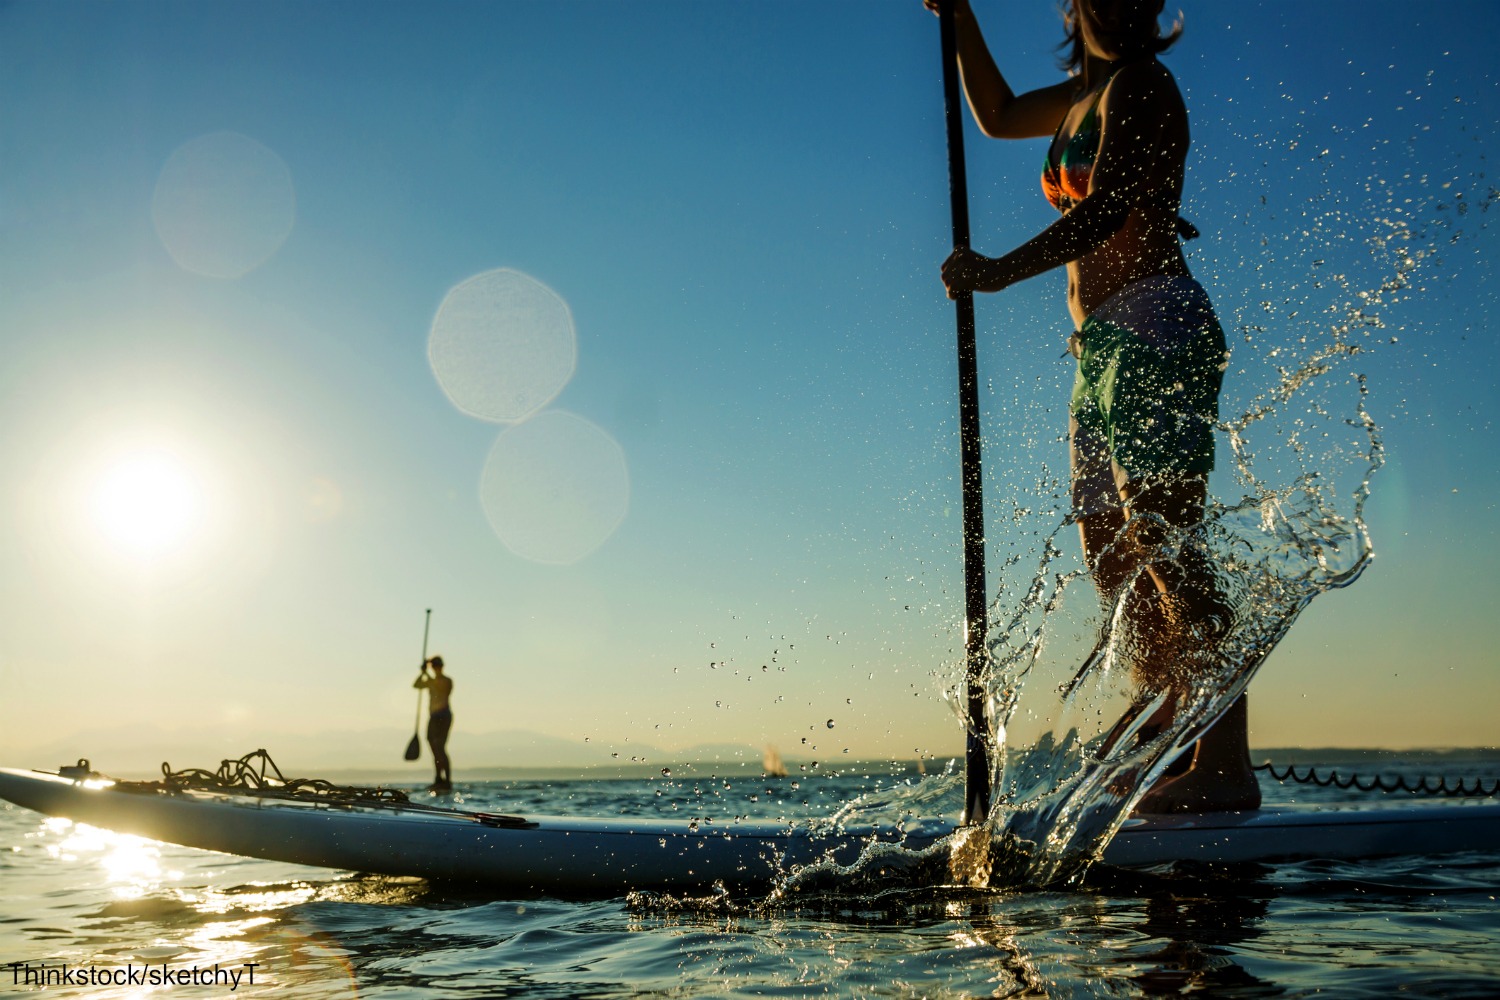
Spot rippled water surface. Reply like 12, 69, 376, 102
2, 754, 1497, 998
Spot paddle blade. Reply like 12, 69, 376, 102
403, 735, 421, 761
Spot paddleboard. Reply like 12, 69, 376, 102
1, 767, 1496, 892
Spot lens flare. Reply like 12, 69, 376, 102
152, 130, 296, 279
479, 410, 629, 564
429, 268, 577, 424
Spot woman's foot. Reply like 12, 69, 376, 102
1134, 695, 1260, 814
1134, 758, 1261, 814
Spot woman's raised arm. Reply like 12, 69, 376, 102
929, 0, 1076, 139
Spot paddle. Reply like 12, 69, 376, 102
403, 608, 432, 761
935, 0, 992, 825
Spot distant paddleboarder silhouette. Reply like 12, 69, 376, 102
414, 656, 454, 790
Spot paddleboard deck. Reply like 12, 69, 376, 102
1, 767, 1496, 892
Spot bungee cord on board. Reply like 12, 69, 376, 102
1254, 761, 1499, 798
60, 750, 536, 827
128, 749, 413, 806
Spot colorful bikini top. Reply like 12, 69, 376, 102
1041, 72, 1114, 212
1041, 66, 1200, 239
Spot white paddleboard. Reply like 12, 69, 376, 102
1, 767, 1495, 891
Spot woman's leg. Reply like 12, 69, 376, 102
1081, 475, 1259, 812
1120, 475, 1232, 641
1119, 475, 1259, 812
1077, 496, 1178, 698
1139, 693, 1257, 812
427, 711, 453, 786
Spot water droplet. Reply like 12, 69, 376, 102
826, 719, 835, 729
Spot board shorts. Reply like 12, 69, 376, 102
1069, 275, 1227, 517
427, 707, 453, 746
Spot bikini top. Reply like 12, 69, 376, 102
1042, 66, 1200, 239
1041, 71, 1113, 212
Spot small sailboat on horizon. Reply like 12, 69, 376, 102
762, 745, 788, 778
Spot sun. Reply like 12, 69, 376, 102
90, 449, 204, 557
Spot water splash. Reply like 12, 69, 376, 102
628, 765, 965, 914
634, 179, 1495, 909
979, 405, 1379, 886
940, 181, 1500, 887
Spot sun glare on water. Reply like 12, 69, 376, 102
90, 449, 205, 558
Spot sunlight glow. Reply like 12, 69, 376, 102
90, 449, 204, 557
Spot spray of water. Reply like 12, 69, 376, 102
814, 179, 1494, 892
630, 171, 1494, 912
944, 182, 1500, 887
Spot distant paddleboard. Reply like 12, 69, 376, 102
1, 767, 1495, 892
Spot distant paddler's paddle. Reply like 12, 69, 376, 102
935, 0, 992, 826
404, 608, 432, 761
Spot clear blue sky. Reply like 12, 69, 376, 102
1, 1, 1495, 773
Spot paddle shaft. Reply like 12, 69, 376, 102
415, 608, 432, 730
936, 0, 991, 825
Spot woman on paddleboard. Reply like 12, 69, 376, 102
414, 655, 454, 790
931, 0, 1258, 813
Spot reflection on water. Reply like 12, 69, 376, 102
5, 815, 375, 998
41, 818, 173, 899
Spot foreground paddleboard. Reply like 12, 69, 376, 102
2, 767, 1496, 891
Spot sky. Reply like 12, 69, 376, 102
0, 0, 1495, 776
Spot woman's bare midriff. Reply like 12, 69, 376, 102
1066, 206, 1192, 328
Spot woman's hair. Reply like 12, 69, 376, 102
1057, 0, 1183, 74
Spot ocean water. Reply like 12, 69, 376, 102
3, 753, 1497, 998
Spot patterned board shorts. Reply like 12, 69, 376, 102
1069, 275, 1228, 517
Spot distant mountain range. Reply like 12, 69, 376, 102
7, 725, 1491, 783
5, 724, 857, 780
